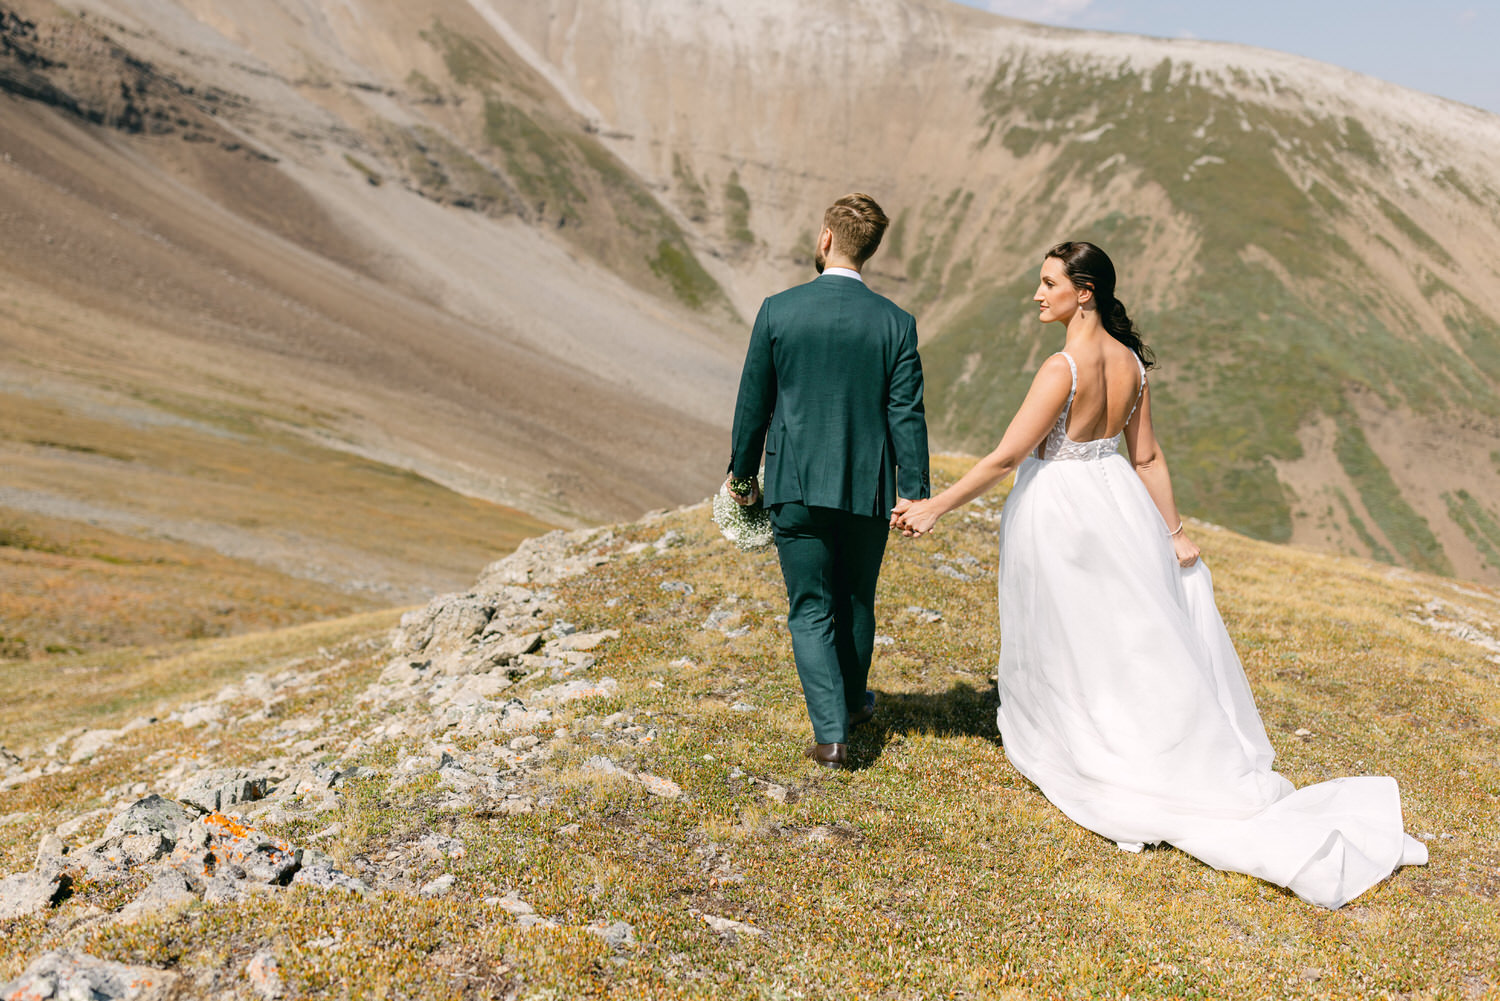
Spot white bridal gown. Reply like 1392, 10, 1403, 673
995, 352, 1428, 909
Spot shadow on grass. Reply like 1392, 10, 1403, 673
847, 680, 1002, 770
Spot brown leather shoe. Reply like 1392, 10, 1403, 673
848, 691, 876, 728
804, 742, 847, 769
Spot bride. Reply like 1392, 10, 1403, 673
893, 241, 1427, 908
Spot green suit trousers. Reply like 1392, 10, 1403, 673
771, 501, 890, 744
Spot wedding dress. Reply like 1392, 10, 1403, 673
995, 351, 1427, 909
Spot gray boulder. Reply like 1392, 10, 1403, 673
0, 950, 177, 1000
102, 795, 197, 843
0, 871, 67, 921
176, 769, 273, 813
115, 870, 196, 924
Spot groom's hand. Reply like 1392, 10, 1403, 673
890, 497, 913, 529
726, 476, 760, 506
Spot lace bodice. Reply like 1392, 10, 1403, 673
1039, 351, 1146, 462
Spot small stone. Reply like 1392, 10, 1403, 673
241, 843, 302, 885
659, 580, 694, 595
486, 632, 543, 663
246, 950, 285, 999
69, 727, 126, 764
763, 784, 789, 804
492, 892, 535, 916
36, 833, 66, 865
698, 912, 763, 939
176, 769, 273, 813
730, 702, 755, 712
116, 870, 196, 924
289, 854, 371, 895
555, 823, 581, 838
534, 677, 618, 705
57, 807, 113, 841
1294, 728, 1313, 737
549, 629, 620, 651
0, 871, 66, 920
420, 874, 458, 897
653, 530, 682, 550
176, 704, 224, 728
203, 870, 246, 904
590, 920, 636, 949
873, 634, 895, 647
637, 773, 683, 799
118, 831, 173, 865
509, 736, 540, 751
583, 756, 630, 779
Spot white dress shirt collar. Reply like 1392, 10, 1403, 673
822, 267, 863, 282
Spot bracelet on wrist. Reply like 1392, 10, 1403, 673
1169, 520, 1185, 537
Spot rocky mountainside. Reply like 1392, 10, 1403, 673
3, 0, 1500, 586
500, 0, 1500, 581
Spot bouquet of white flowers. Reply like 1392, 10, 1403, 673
712, 473, 773, 551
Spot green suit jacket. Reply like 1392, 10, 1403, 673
729, 273, 930, 517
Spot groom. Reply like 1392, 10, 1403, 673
726, 192, 929, 769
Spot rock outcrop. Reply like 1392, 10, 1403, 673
0, 525, 667, 996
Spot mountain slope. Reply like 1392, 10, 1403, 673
1, 0, 747, 616
4, 0, 1500, 588
491, 0, 1500, 582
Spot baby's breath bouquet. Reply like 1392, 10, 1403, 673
712, 472, 773, 551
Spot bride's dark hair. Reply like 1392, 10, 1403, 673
1045, 241, 1155, 369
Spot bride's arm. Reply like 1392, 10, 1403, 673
1122, 381, 1201, 566
895, 356, 1072, 536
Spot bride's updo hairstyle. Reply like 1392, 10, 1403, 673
1045, 241, 1155, 369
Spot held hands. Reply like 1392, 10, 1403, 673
891, 497, 941, 537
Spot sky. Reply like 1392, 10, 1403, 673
950, 1, 1500, 116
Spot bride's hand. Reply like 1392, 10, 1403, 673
897, 499, 942, 537
1173, 530, 1200, 568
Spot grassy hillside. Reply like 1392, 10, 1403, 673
2, 457, 1496, 997
0, 372, 553, 656
921, 54, 1500, 579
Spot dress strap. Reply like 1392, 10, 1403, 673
1124, 353, 1147, 425
1057, 351, 1078, 407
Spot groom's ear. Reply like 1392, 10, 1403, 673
818, 227, 834, 255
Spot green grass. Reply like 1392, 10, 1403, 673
649, 239, 724, 313
672, 153, 709, 222
2, 459, 1496, 996
1334, 424, 1452, 575
723, 170, 753, 246
1335, 489, 1395, 565
1443, 489, 1500, 571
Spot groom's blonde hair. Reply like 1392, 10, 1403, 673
824, 193, 888, 264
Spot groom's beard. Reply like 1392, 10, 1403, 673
814, 247, 826, 274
